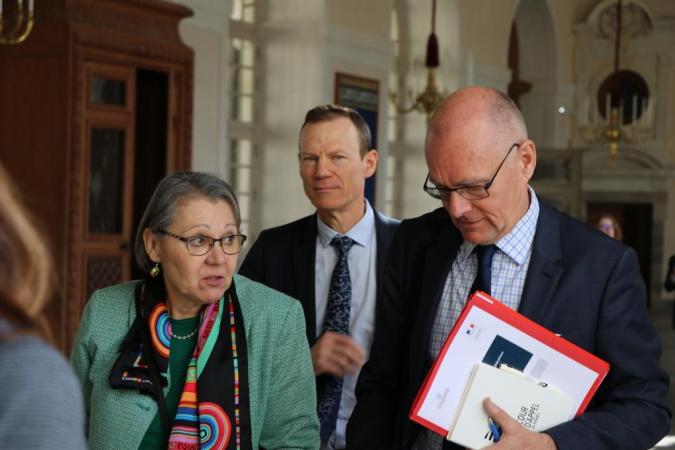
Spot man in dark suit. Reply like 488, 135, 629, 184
665, 254, 675, 328
239, 104, 399, 449
664, 254, 675, 293
347, 87, 670, 450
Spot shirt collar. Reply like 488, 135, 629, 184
317, 200, 374, 248
495, 187, 539, 264
457, 186, 540, 265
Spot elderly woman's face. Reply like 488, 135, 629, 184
144, 196, 238, 316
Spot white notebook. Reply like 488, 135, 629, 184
446, 362, 574, 450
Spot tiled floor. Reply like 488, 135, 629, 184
651, 299, 675, 449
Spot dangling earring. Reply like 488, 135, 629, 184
149, 263, 160, 278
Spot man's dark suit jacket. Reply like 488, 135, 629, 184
238, 208, 399, 346
347, 204, 671, 450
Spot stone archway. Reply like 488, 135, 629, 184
510, 0, 561, 147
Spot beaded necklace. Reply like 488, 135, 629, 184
169, 326, 199, 340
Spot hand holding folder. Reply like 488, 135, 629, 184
409, 291, 609, 448
481, 397, 559, 450
446, 362, 573, 449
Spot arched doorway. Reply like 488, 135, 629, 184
508, 0, 560, 147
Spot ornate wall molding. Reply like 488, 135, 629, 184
587, 0, 654, 41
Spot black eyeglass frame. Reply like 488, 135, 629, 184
157, 229, 248, 256
423, 142, 521, 200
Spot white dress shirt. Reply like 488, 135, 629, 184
315, 201, 377, 450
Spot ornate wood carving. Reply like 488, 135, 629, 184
17, 0, 194, 350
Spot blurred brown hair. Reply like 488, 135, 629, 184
597, 214, 623, 242
0, 162, 52, 339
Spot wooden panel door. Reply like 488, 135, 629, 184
79, 62, 136, 302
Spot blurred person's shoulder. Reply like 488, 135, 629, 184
0, 324, 76, 382
0, 320, 86, 447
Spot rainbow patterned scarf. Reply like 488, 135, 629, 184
110, 277, 251, 449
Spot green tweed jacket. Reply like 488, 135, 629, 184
71, 274, 320, 450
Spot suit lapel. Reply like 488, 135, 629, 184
409, 210, 462, 388
374, 209, 395, 300
419, 224, 462, 347
518, 204, 564, 324
420, 230, 461, 328
292, 215, 318, 344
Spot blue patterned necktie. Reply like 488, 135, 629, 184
472, 244, 497, 295
317, 235, 355, 443
442, 245, 499, 450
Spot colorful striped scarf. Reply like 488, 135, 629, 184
110, 277, 251, 449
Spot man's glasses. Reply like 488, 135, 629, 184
157, 229, 247, 256
423, 143, 520, 201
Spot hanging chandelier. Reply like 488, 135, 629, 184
390, 0, 446, 121
0, 0, 34, 45
579, 0, 651, 159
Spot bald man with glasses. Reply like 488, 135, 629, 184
347, 87, 670, 450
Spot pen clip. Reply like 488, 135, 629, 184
487, 416, 502, 442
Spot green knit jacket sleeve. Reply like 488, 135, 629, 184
70, 281, 153, 450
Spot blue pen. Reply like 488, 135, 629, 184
488, 417, 502, 443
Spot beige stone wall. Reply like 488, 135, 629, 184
642, 0, 675, 17
179, 24, 228, 173
327, 0, 391, 38
456, 0, 516, 71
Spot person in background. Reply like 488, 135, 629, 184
71, 171, 319, 449
665, 255, 675, 292
664, 254, 675, 328
239, 104, 399, 449
347, 87, 670, 450
596, 213, 623, 241
0, 162, 87, 449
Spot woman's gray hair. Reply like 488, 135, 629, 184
134, 171, 241, 273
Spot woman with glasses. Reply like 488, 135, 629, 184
71, 171, 319, 450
